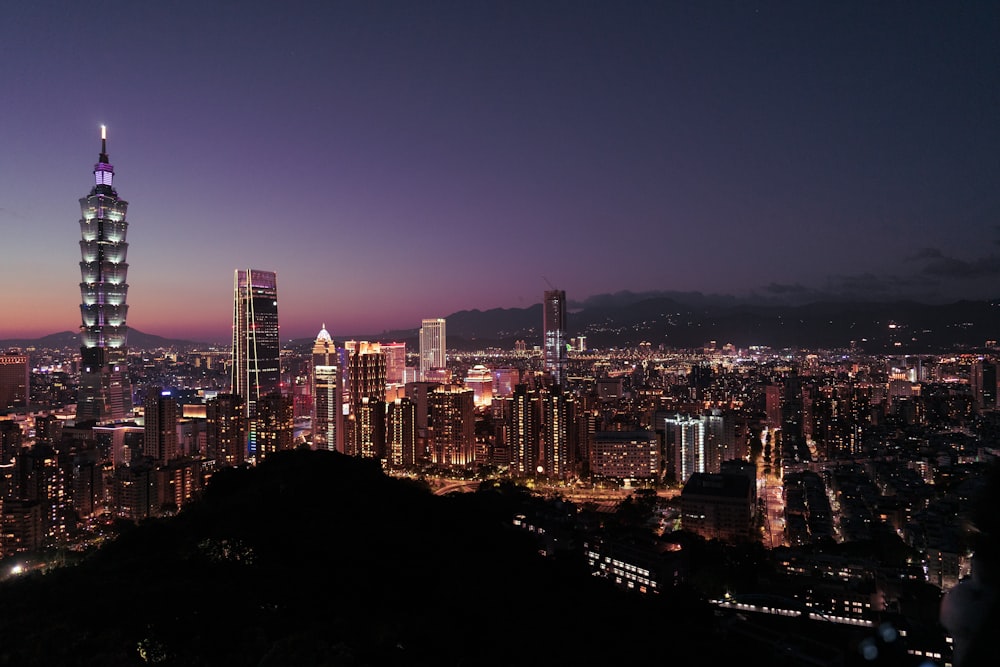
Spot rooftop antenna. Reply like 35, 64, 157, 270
542, 276, 556, 290
99, 124, 109, 163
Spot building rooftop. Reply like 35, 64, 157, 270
681, 472, 752, 499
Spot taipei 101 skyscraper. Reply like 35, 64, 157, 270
76, 126, 132, 423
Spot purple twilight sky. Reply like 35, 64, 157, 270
1, 1, 999, 344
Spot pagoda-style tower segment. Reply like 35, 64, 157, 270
76, 126, 132, 423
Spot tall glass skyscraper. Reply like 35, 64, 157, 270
543, 289, 567, 386
77, 126, 132, 423
231, 269, 280, 426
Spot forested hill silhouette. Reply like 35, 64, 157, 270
0, 450, 734, 666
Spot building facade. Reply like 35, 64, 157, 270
591, 431, 660, 480
0, 354, 29, 413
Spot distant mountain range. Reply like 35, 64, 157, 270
0, 329, 207, 352
336, 296, 1000, 353
6, 297, 1000, 353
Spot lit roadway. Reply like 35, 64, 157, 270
426, 476, 680, 511
433, 480, 481, 495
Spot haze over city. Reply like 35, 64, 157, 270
2, 1, 998, 342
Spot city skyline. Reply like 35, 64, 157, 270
2, 2, 999, 342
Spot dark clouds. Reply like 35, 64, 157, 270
763, 283, 814, 295
756, 245, 1000, 305
909, 248, 945, 261
918, 253, 1000, 279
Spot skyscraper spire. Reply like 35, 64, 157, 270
93, 124, 115, 188
76, 125, 132, 423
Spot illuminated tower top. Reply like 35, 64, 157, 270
94, 124, 115, 189
312, 323, 337, 368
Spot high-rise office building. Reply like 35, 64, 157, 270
77, 126, 132, 424
510, 384, 540, 476
404, 381, 439, 432
591, 431, 660, 481
658, 412, 738, 484
143, 388, 178, 464
0, 353, 29, 413
71, 447, 104, 520
382, 342, 406, 386
662, 413, 706, 484
18, 445, 70, 547
312, 324, 338, 369
345, 341, 386, 405
419, 318, 446, 381
428, 385, 475, 468
464, 365, 493, 408
255, 393, 294, 462
386, 397, 417, 468
971, 360, 998, 412
311, 325, 343, 453
680, 472, 753, 543
543, 290, 567, 386
34, 415, 63, 449
345, 341, 386, 458
354, 396, 385, 460
0, 420, 22, 465
231, 269, 280, 457
206, 393, 246, 467
492, 368, 519, 398
780, 373, 807, 464
541, 386, 575, 479
313, 365, 343, 453
764, 384, 782, 430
